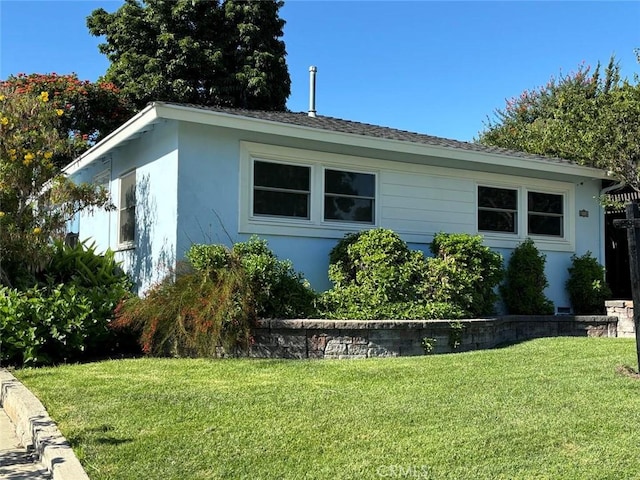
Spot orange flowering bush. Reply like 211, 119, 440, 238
0, 85, 114, 286
0, 73, 132, 167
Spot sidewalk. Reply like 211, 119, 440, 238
0, 408, 51, 479
0, 369, 90, 480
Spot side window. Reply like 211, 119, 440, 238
119, 170, 136, 245
478, 186, 518, 234
253, 160, 311, 219
324, 169, 375, 223
528, 191, 564, 237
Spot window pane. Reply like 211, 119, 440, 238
254, 161, 310, 191
254, 190, 309, 218
324, 196, 374, 223
529, 215, 562, 236
528, 192, 563, 214
478, 186, 517, 210
325, 170, 375, 197
120, 208, 135, 243
478, 210, 517, 233
120, 172, 136, 209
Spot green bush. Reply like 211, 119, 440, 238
425, 233, 504, 317
232, 237, 316, 319
116, 237, 316, 358
566, 252, 611, 314
113, 261, 254, 357
0, 241, 132, 366
501, 238, 554, 315
320, 229, 467, 320
187, 237, 316, 319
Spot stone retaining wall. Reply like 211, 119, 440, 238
249, 316, 618, 359
605, 300, 634, 337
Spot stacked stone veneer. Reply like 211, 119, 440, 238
605, 301, 634, 337
249, 316, 618, 359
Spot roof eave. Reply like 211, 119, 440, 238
63, 102, 610, 181
62, 104, 160, 176
153, 103, 609, 180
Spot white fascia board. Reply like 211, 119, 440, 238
154, 103, 609, 180
62, 104, 160, 176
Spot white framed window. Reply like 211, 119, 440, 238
118, 170, 136, 246
243, 144, 378, 233
478, 186, 518, 234
253, 160, 311, 219
477, 184, 567, 240
324, 168, 376, 224
527, 191, 564, 237
93, 169, 111, 191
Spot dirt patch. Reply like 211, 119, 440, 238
615, 364, 640, 379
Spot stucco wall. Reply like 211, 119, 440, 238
174, 122, 604, 311
75, 121, 179, 292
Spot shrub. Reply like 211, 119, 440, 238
0, 241, 132, 366
425, 233, 504, 317
116, 237, 316, 358
319, 229, 465, 320
112, 261, 254, 357
187, 237, 316, 319
232, 237, 316, 319
501, 238, 554, 315
566, 252, 611, 314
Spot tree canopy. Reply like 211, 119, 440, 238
478, 54, 640, 189
87, 0, 291, 111
0, 73, 133, 168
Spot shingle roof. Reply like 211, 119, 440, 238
160, 102, 575, 165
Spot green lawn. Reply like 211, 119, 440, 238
14, 337, 640, 480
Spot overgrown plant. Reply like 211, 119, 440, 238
501, 238, 554, 315
187, 237, 316, 319
319, 229, 501, 320
115, 237, 316, 358
566, 252, 611, 314
113, 260, 255, 358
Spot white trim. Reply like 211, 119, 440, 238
62, 104, 159, 176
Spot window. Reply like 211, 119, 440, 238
478, 186, 518, 234
324, 169, 375, 223
253, 160, 310, 219
119, 170, 136, 245
528, 191, 563, 237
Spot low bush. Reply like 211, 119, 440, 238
425, 232, 504, 317
187, 237, 316, 319
566, 252, 611, 314
319, 229, 501, 319
0, 241, 131, 366
501, 238, 554, 315
116, 237, 316, 357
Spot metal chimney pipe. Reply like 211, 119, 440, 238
308, 66, 317, 117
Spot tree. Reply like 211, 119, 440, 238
478, 54, 640, 189
0, 73, 133, 168
0, 86, 113, 286
87, 0, 291, 111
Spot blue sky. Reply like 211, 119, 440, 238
1, 1, 638, 141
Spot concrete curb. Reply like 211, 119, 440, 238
0, 369, 90, 480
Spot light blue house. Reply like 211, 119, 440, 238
64, 102, 609, 312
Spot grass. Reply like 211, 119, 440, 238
13, 337, 640, 480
